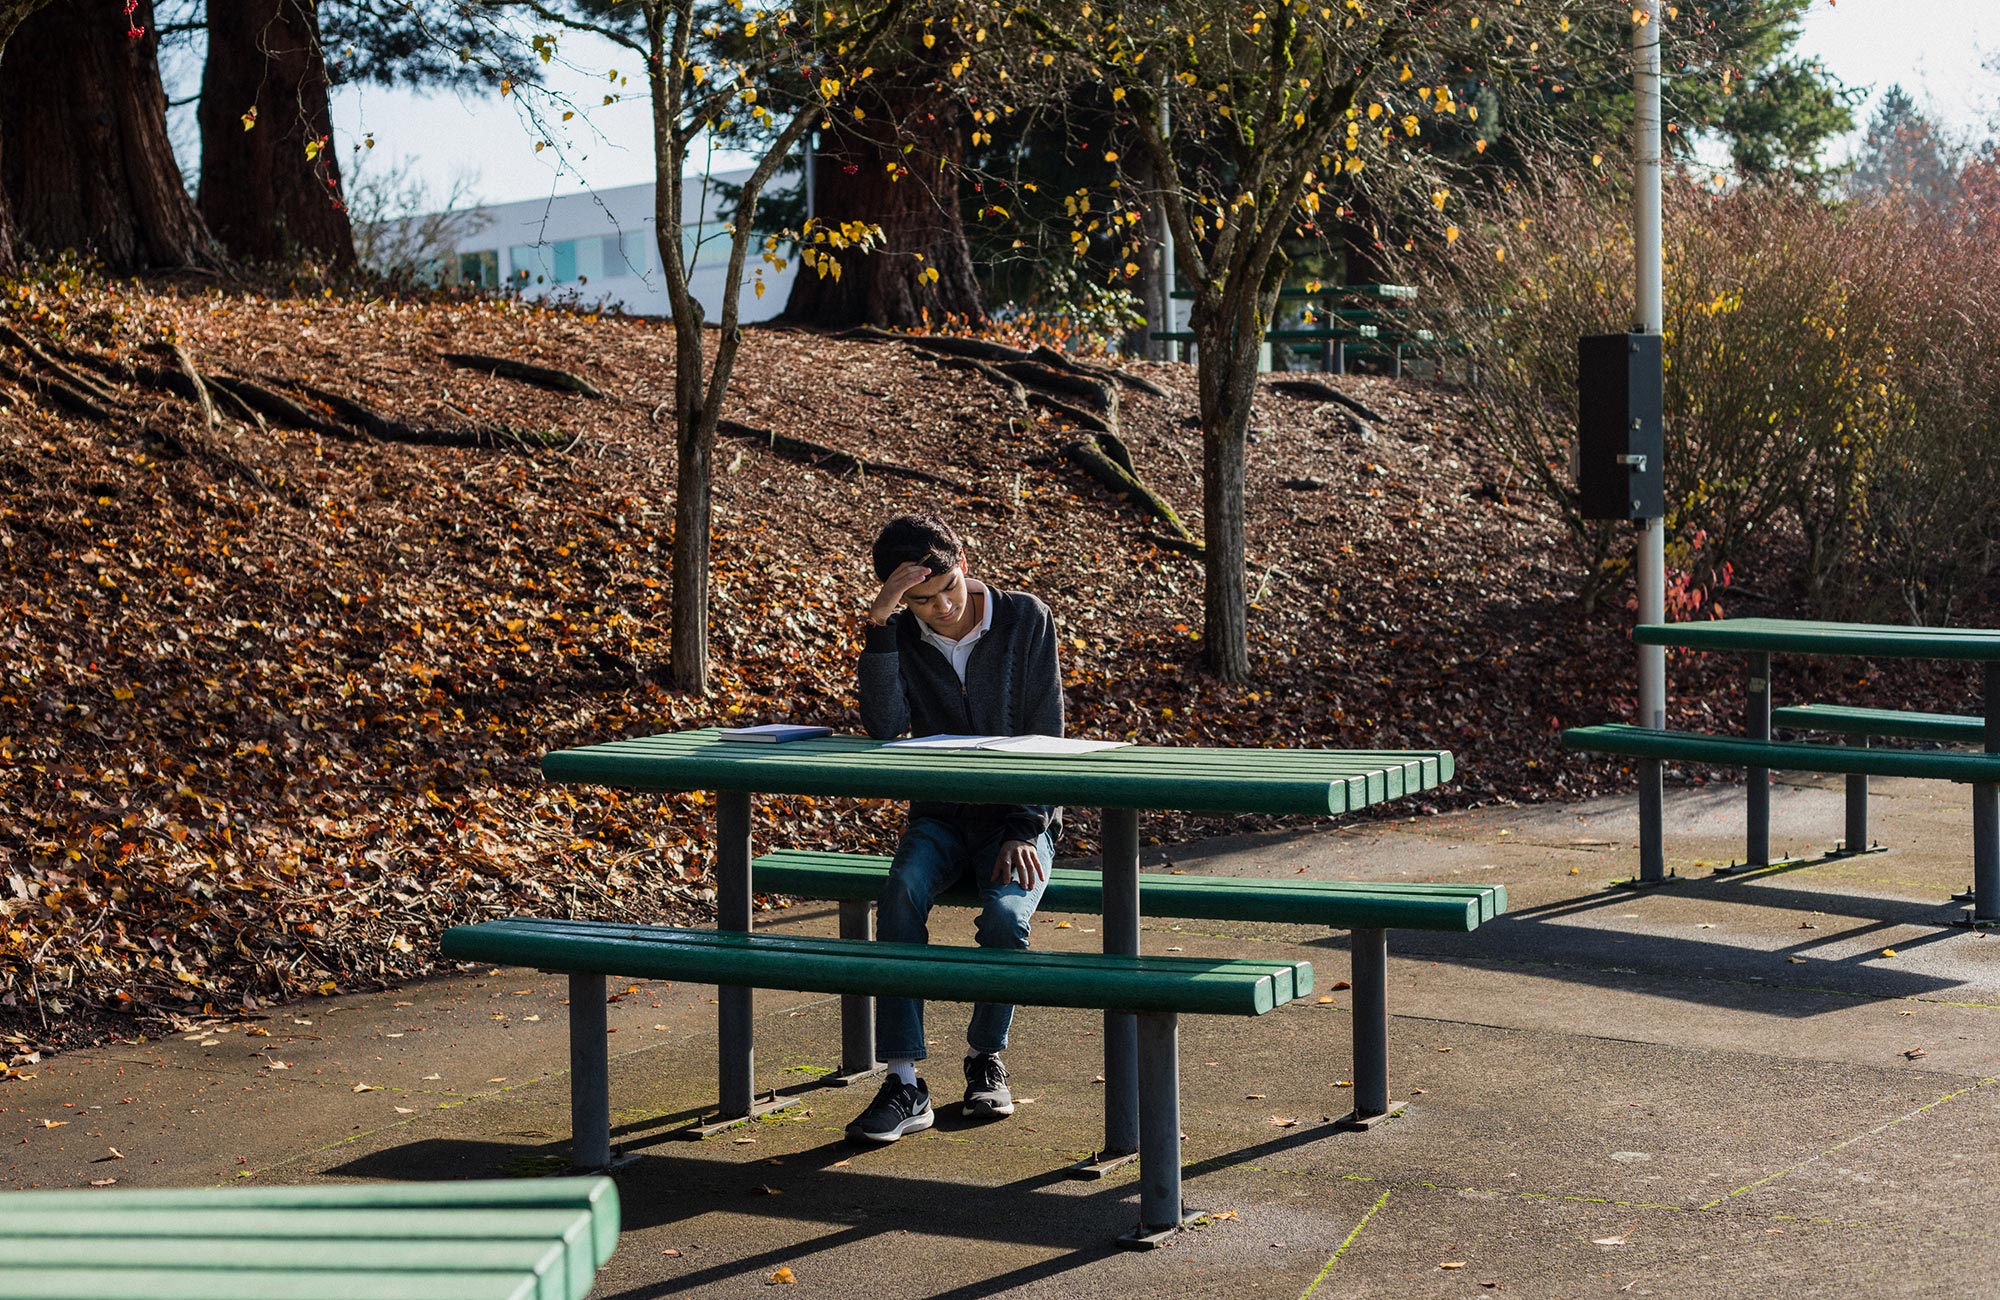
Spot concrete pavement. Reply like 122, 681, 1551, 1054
6, 774, 1997, 1298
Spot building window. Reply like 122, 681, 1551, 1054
458, 250, 499, 289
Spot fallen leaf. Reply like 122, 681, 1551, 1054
1436, 1046, 1453, 1053
1209, 1209, 1238, 1220
769, 1267, 798, 1285
830, 1159, 851, 1168
523, 1015, 541, 1022
1054, 921, 1073, 929
1268, 1115, 1298, 1128
88, 1177, 117, 1187
661, 1248, 683, 1258
1331, 981, 1351, 991
1333, 1080, 1353, 1088
422, 1073, 442, 1080
752, 1184, 782, 1196
1903, 1047, 1927, 1059
1315, 995, 1336, 1004
1592, 1235, 1629, 1247
105, 1147, 124, 1159
1440, 1261, 1466, 1269
1245, 1093, 1266, 1100
352, 1083, 380, 1093
38, 1119, 68, 1128
1786, 956, 1806, 964
394, 1106, 416, 1114
265, 1061, 290, 1070
1881, 948, 1898, 957
733, 1136, 759, 1144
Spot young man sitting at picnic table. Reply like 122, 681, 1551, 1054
847, 511, 1064, 1143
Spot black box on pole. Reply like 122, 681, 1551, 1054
1577, 332, 1664, 520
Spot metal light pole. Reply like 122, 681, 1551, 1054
1634, 0, 1668, 879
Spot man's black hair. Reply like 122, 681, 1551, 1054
872, 512, 964, 581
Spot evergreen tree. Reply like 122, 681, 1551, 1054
1849, 85, 1961, 207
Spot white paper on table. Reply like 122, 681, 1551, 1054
880, 734, 1009, 750
879, 734, 1128, 756
976, 736, 1129, 756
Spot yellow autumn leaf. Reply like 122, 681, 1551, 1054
770, 1266, 798, 1284
240, 106, 257, 131
1445, 225, 1460, 244
499, 78, 511, 96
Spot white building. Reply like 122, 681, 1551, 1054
428, 169, 797, 321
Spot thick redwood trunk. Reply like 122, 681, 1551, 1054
198, 0, 354, 266
782, 79, 982, 329
0, 0, 215, 271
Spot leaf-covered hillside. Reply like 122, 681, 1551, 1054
1, 279, 1638, 1047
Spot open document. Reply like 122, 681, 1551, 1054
880, 734, 1128, 756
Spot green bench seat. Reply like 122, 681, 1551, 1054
1561, 724, 2000, 783
750, 848, 1505, 1137
1772, 704, 1993, 861
440, 918, 1312, 1246
0, 1176, 618, 1300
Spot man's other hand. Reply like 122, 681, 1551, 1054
868, 561, 935, 625
992, 839, 1046, 890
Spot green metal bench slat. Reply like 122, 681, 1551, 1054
1634, 618, 2000, 661
0, 1208, 593, 1293
442, 921, 1307, 1016
6, 1178, 619, 1267
2, 1267, 538, 1300
4, 1239, 572, 1300
540, 731, 1452, 816
1772, 703, 1985, 744
1562, 724, 2000, 782
455, 917, 1313, 1006
748, 851, 1499, 929
485, 916, 1313, 1003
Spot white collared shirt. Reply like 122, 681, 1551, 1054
917, 580, 992, 685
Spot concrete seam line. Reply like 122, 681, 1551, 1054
1698, 1074, 2000, 1211
1299, 1187, 1392, 1300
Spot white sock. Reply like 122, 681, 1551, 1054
886, 1059, 917, 1086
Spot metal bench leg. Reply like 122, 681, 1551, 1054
1842, 735, 1870, 856
1075, 806, 1142, 1178
832, 900, 882, 1085
1334, 342, 1346, 375
1638, 759, 1666, 884
1119, 1010, 1189, 1248
1336, 927, 1397, 1129
569, 971, 613, 1170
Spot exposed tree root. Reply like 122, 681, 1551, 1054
207, 374, 358, 440
1061, 432, 1196, 543
441, 352, 608, 399
1029, 393, 1111, 434
719, 418, 971, 492
1270, 378, 1385, 428
930, 356, 1027, 407
171, 344, 220, 429
0, 323, 123, 407
0, 359, 113, 422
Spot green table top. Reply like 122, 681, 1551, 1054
1634, 618, 2000, 662
542, 729, 1453, 817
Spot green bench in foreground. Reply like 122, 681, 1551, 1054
442, 918, 1310, 1246
752, 848, 1504, 1131
0, 1176, 619, 1300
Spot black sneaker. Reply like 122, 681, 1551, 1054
961, 1053, 1014, 1119
845, 1076, 933, 1143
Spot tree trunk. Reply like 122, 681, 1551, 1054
0, 0, 216, 271
668, 328, 713, 693
197, 0, 354, 267
782, 78, 981, 329
1193, 310, 1263, 684
1128, 148, 1173, 361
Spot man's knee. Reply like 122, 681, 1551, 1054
975, 893, 1034, 949
876, 872, 932, 942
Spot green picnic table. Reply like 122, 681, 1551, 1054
0, 1176, 620, 1300
536, 728, 1454, 1171
1568, 617, 2000, 922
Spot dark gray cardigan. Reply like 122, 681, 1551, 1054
857, 585, 1064, 845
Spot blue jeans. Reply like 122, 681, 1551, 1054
874, 816, 1053, 1062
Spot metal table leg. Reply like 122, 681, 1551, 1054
1966, 664, 2000, 924
1637, 759, 1666, 884
1118, 1011, 1192, 1248
1073, 806, 1141, 1178
1745, 651, 1772, 868
684, 789, 798, 1135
